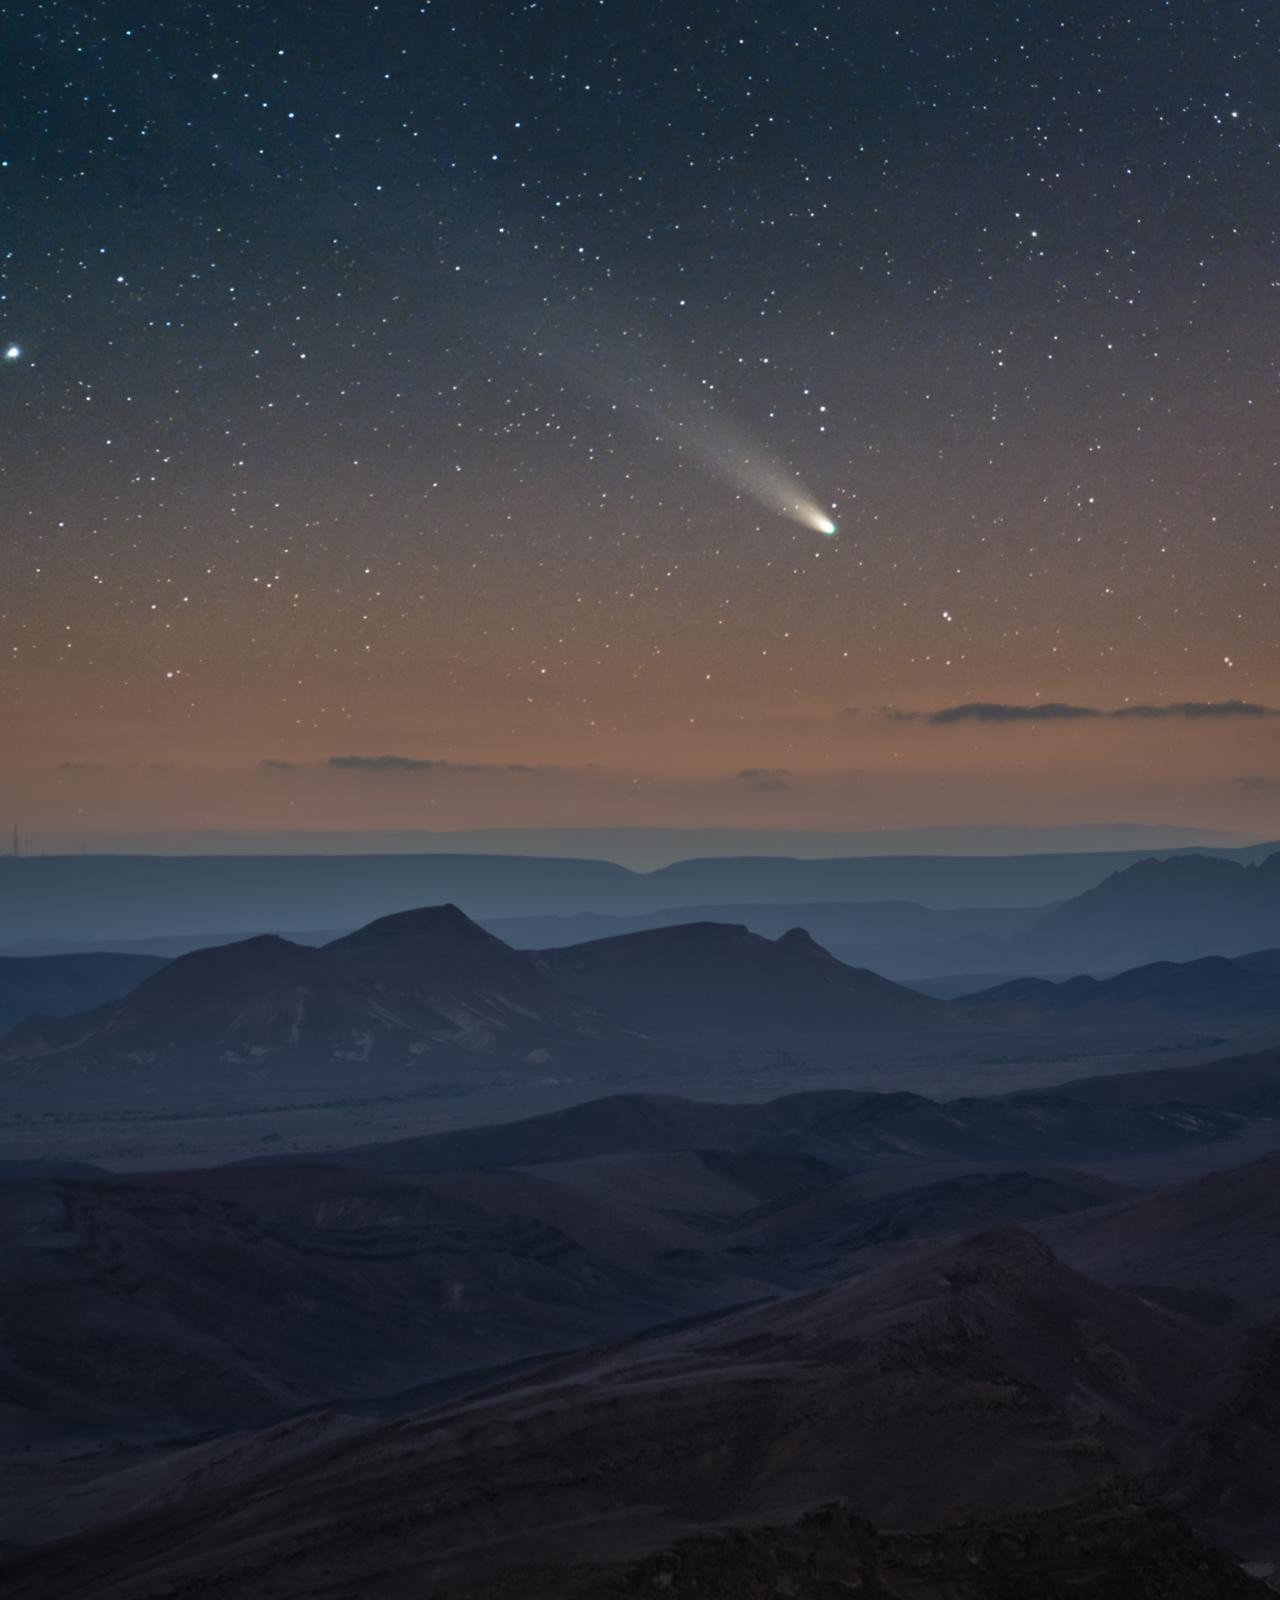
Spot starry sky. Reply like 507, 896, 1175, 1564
3, 1, 1278, 850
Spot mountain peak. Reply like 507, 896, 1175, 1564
537, 917, 942, 1037
325, 903, 499, 952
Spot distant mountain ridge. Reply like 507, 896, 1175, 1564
1, 848, 1278, 1070
0, 907, 611, 1079
1, 840, 1275, 945
1011, 851, 1280, 971
0, 906, 944, 1082
961, 949, 1280, 1016
254, 1083, 1241, 1176
535, 920, 943, 1035
490, 898, 1042, 980
0, 952, 167, 1032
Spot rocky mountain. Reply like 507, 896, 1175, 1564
0, 909, 619, 1082
1042, 1148, 1280, 1326
0, 1160, 747, 1454
728, 1165, 1135, 1274
277, 1084, 1243, 1176
535, 920, 946, 1036
1164, 1320, 1280, 1563
491, 898, 1041, 979
505, 854, 1280, 983
1014, 1041, 1280, 1116
961, 951, 1280, 1017
1, 1226, 1256, 1599
1011, 851, 1280, 972
0, 935, 377, 1077
8, 1142, 1135, 1478
7, 1051, 1280, 1592
0, 908, 952, 1084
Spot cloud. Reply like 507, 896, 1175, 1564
1236, 775, 1280, 794
927, 703, 1101, 726
257, 755, 567, 779
325, 755, 554, 776
881, 700, 1279, 727
328, 755, 471, 774
735, 766, 791, 791
1111, 701, 1278, 720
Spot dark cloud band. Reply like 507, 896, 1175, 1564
882, 700, 1277, 727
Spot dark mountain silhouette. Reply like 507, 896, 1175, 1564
1238, 948, 1280, 976
324, 903, 608, 1043
8, 1054, 1280, 1590
1042, 1149, 1280, 1326
259, 1085, 1241, 1176
491, 898, 1041, 979
8, 881, 1280, 1593
4, 846, 1277, 988
0, 929, 343, 957
1163, 1320, 1280, 1561
960, 951, 1280, 1016
0, 909, 952, 1082
0, 1162, 725, 1451
0, 911, 615, 1080
0, 952, 166, 1033
1012, 851, 1280, 972
2, 1227, 1253, 1599
536, 920, 945, 1035
1014, 1041, 1280, 1117
408, 1150, 834, 1286
637, 843, 1279, 912
1, 935, 367, 1073
2, 841, 1275, 946
729, 1165, 1134, 1272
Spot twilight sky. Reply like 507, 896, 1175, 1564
3, 1, 1278, 848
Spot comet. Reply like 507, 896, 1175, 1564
532, 304, 837, 535
461, 229, 837, 534
616, 358, 837, 536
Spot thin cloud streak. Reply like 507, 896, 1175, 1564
880, 700, 1279, 727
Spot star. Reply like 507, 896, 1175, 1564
3, 345, 21, 362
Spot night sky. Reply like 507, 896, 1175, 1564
4, 2, 1278, 847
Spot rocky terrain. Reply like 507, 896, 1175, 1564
0, 906, 955, 1087
2, 1216, 1272, 1596
2, 906, 1280, 1594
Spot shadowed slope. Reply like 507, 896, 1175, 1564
266, 1085, 1241, 1176
0, 909, 615, 1080
1042, 1149, 1280, 1326
537, 921, 946, 1036
0, 1228, 1240, 1599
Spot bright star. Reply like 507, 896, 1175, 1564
3, 345, 21, 362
